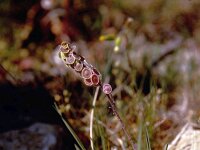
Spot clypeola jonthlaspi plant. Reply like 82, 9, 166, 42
58, 41, 136, 150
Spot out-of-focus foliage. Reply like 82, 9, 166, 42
0, 0, 200, 149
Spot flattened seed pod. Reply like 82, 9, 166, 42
84, 78, 93, 86
81, 67, 92, 79
91, 74, 100, 86
65, 53, 76, 65
74, 61, 83, 72
59, 42, 103, 87
60, 41, 71, 53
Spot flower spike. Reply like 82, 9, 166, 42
58, 42, 136, 149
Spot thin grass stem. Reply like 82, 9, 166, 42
106, 93, 136, 150
89, 86, 100, 150
145, 125, 151, 150
53, 103, 86, 150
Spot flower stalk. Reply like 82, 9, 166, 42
58, 41, 136, 149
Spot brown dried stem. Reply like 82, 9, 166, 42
105, 92, 136, 150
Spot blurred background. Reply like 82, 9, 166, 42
0, 0, 200, 149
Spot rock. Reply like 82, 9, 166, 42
0, 83, 85, 150
0, 123, 60, 150
168, 123, 200, 150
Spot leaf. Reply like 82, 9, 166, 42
53, 103, 86, 150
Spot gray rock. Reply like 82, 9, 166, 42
0, 123, 61, 150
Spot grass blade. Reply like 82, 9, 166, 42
164, 144, 169, 150
137, 119, 143, 150
145, 125, 151, 150
90, 86, 100, 150
53, 103, 86, 150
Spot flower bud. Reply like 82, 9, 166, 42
103, 83, 112, 94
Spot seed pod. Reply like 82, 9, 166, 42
84, 78, 93, 86
74, 61, 83, 72
102, 83, 112, 94
59, 42, 103, 86
91, 74, 100, 86
65, 53, 75, 65
81, 67, 92, 79
60, 42, 71, 53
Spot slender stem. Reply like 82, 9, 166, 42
106, 93, 136, 150
95, 119, 126, 150
53, 103, 86, 150
89, 86, 100, 150
0, 64, 21, 85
